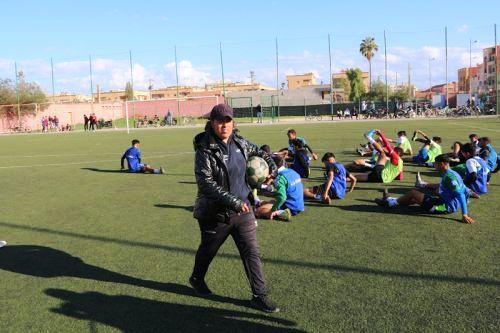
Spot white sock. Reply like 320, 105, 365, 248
260, 184, 268, 190
387, 197, 399, 207
314, 194, 322, 201
153, 169, 160, 174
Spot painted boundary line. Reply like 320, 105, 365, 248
0, 151, 193, 169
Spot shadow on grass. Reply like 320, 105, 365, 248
0, 245, 252, 310
45, 289, 301, 332
0, 224, 498, 287
178, 181, 197, 185
81, 167, 124, 173
155, 204, 193, 212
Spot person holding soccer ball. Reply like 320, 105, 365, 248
190, 104, 279, 313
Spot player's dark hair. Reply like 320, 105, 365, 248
272, 155, 285, 168
132, 139, 140, 145
260, 145, 271, 154
321, 152, 335, 162
469, 133, 478, 140
397, 130, 406, 136
287, 129, 296, 135
461, 143, 475, 156
479, 137, 490, 144
479, 149, 490, 160
394, 147, 404, 156
435, 154, 450, 164
432, 136, 442, 143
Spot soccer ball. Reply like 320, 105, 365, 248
246, 156, 269, 187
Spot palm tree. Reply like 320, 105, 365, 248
360, 37, 378, 92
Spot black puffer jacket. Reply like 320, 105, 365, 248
193, 125, 277, 222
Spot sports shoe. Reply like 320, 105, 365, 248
275, 208, 292, 222
415, 172, 428, 189
189, 276, 212, 296
251, 295, 280, 313
411, 130, 418, 141
374, 197, 389, 207
160, 166, 166, 174
0, 240, 6, 248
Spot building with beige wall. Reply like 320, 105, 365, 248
286, 73, 317, 89
48, 93, 91, 103
332, 70, 369, 92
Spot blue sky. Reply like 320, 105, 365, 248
0, 0, 498, 94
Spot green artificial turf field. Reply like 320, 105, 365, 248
0, 118, 499, 332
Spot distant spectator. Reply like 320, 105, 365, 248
255, 104, 263, 123
84, 114, 89, 131
53, 116, 59, 130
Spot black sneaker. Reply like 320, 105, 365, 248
375, 197, 389, 207
411, 130, 418, 141
189, 276, 212, 296
251, 295, 280, 313
382, 188, 389, 199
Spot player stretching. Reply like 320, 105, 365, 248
121, 139, 165, 174
376, 154, 475, 224
304, 152, 356, 204
353, 129, 404, 183
404, 129, 442, 166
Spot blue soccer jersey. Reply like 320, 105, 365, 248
325, 162, 348, 199
291, 150, 310, 178
274, 168, 304, 215
123, 147, 142, 172
485, 144, 498, 171
439, 169, 469, 215
465, 156, 489, 195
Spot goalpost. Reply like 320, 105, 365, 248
227, 97, 253, 123
125, 95, 220, 132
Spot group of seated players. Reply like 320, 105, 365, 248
119, 127, 498, 224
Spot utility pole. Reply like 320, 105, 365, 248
445, 26, 449, 107
495, 23, 498, 116
328, 34, 334, 118
469, 39, 478, 105
384, 30, 388, 111
219, 42, 226, 99
50, 57, 55, 103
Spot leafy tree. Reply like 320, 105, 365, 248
125, 81, 134, 101
333, 77, 350, 100
359, 37, 378, 92
0, 72, 46, 116
345, 68, 366, 102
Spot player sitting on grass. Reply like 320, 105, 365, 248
445, 143, 489, 196
289, 139, 311, 178
394, 130, 413, 155
478, 137, 499, 177
376, 154, 475, 224
304, 152, 357, 204
279, 129, 318, 161
254, 156, 304, 222
121, 139, 165, 174
353, 129, 404, 183
403, 129, 442, 166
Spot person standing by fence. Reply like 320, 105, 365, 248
84, 114, 89, 131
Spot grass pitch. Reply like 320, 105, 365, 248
0, 118, 499, 332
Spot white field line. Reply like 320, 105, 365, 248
0, 152, 193, 169
3, 151, 177, 159
450, 122, 500, 133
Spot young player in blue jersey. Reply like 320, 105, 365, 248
479, 137, 499, 177
375, 154, 475, 224
289, 139, 311, 178
120, 139, 165, 174
447, 143, 489, 196
254, 156, 304, 222
279, 129, 318, 161
304, 152, 357, 204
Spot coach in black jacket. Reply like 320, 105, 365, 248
190, 104, 279, 313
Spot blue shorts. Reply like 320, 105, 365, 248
412, 149, 429, 164
129, 163, 145, 173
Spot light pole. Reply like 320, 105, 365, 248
469, 39, 478, 105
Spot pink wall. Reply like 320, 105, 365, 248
128, 97, 223, 119
0, 103, 124, 132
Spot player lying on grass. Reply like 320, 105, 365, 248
357, 130, 412, 157
376, 154, 475, 224
447, 143, 490, 196
304, 152, 357, 204
254, 156, 304, 221
402, 129, 442, 166
279, 129, 318, 161
121, 139, 165, 174
353, 129, 404, 183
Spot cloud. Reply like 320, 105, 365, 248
457, 24, 468, 33
164, 60, 213, 86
